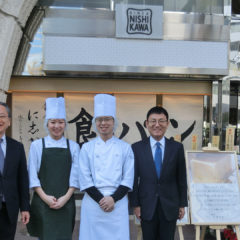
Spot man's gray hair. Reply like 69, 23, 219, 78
0, 102, 11, 118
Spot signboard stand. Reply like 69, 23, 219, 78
194, 144, 220, 240
235, 225, 240, 239
195, 225, 200, 240
187, 144, 240, 240
177, 225, 184, 240
210, 226, 226, 240
195, 225, 240, 240
195, 225, 207, 240
176, 206, 190, 240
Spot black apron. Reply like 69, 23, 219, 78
27, 138, 76, 240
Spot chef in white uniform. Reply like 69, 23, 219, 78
78, 94, 134, 240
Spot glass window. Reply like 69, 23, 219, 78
38, 0, 223, 13
230, 82, 240, 146
164, 0, 223, 14
38, 0, 111, 9
115, 0, 223, 14
232, 0, 240, 14
114, 0, 163, 5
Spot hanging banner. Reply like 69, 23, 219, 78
225, 126, 236, 151
64, 93, 95, 147
11, 93, 204, 153
115, 94, 156, 144
192, 134, 198, 150
212, 135, 220, 149
65, 93, 156, 145
163, 95, 203, 151
12, 92, 56, 156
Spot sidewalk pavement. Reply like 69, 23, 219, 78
15, 221, 205, 240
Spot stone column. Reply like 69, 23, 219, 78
0, 0, 37, 102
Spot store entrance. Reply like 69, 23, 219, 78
230, 81, 240, 147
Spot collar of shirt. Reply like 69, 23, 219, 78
45, 135, 67, 147
150, 136, 165, 149
97, 135, 116, 145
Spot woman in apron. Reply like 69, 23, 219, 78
27, 97, 80, 240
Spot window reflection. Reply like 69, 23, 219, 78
38, 0, 223, 14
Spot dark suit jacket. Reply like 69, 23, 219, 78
0, 137, 30, 223
129, 137, 188, 221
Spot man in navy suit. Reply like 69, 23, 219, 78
129, 106, 187, 240
0, 102, 30, 240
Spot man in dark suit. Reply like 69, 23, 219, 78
129, 106, 188, 240
0, 102, 30, 240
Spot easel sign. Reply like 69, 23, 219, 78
186, 151, 240, 225
176, 206, 190, 240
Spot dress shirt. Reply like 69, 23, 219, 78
28, 135, 80, 189
150, 136, 165, 163
0, 135, 6, 201
0, 134, 6, 158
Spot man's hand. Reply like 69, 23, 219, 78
178, 207, 185, 220
134, 207, 141, 220
99, 196, 114, 212
21, 211, 30, 224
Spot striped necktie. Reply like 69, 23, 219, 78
0, 139, 4, 174
154, 142, 162, 178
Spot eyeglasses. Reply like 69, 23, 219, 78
96, 117, 114, 123
148, 119, 168, 125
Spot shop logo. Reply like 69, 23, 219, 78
126, 8, 152, 35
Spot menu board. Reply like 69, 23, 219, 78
186, 151, 240, 225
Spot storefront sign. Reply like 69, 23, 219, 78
186, 151, 240, 224
225, 126, 236, 151
116, 4, 163, 39
212, 135, 220, 149
192, 135, 197, 150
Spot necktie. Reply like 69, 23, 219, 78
154, 142, 162, 178
0, 139, 4, 174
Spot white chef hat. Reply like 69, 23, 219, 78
45, 97, 66, 120
94, 94, 116, 119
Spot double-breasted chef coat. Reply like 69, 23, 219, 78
78, 136, 134, 240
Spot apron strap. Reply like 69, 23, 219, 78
66, 139, 70, 150
42, 138, 45, 149
66, 139, 72, 164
